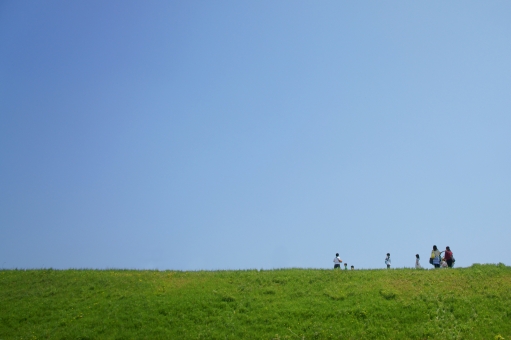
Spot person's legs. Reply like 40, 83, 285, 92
447, 259, 453, 268
434, 264, 440, 268
334, 264, 340, 269
387, 265, 390, 269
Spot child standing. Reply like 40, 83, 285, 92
344, 263, 348, 270
385, 253, 391, 269
415, 254, 422, 269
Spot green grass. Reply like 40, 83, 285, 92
1, 264, 510, 339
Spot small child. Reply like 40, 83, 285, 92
350, 265, 354, 270
415, 254, 422, 269
344, 263, 348, 270
385, 253, 391, 269
440, 258, 448, 268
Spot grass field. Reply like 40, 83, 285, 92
1, 263, 510, 339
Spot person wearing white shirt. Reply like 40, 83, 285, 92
385, 253, 391, 269
415, 254, 422, 269
333, 253, 343, 269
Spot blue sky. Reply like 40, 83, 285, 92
1, 1, 510, 270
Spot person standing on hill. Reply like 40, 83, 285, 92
333, 253, 343, 269
431, 245, 442, 268
443, 246, 454, 268
385, 253, 391, 269
415, 254, 422, 269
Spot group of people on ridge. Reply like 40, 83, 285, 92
333, 253, 355, 270
333, 245, 455, 269
428, 245, 455, 268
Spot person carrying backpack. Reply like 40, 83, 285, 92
430, 245, 441, 268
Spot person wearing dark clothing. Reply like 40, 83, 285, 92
444, 246, 454, 268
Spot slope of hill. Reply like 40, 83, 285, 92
1, 264, 510, 339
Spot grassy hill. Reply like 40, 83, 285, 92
1, 264, 510, 339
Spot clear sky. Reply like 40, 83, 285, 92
1, 1, 510, 271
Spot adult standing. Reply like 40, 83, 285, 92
444, 246, 454, 268
431, 245, 441, 268
333, 253, 343, 269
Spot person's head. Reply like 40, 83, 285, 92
387, 253, 390, 257
433, 245, 438, 251
351, 265, 354, 270
446, 246, 450, 251
336, 253, 339, 257
416, 254, 420, 259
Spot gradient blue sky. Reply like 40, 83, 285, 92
1, 1, 510, 270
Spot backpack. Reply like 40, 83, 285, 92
429, 251, 435, 265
